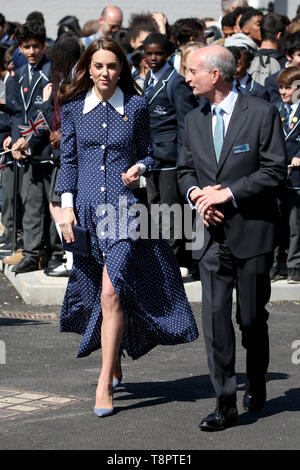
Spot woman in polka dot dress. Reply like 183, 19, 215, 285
56, 38, 199, 417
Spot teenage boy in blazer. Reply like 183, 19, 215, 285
8, 22, 63, 273
143, 33, 198, 273
275, 67, 300, 283
177, 45, 286, 431
227, 46, 270, 101
265, 31, 300, 105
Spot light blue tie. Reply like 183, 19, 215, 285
213, 105, 224, 163
145, 75, 155, 96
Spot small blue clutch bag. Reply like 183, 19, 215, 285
62, 225, 91, 257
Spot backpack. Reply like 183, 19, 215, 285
247, 54, 281, 86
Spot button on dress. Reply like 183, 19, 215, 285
56, 91, 199, 359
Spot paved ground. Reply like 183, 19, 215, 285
0, 272, 299, 452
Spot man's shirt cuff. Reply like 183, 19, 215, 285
227, 187, 237, 208
186, 186, 199, 209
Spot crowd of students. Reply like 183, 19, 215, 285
0, 1, 299, 283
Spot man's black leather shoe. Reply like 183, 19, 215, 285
44, 264, 69, 277
199, 406, 238, 431
243, 389, 266, 411
11, 257, 39, 273
47, 255, 64, 271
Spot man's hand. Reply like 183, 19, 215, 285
122, 165, 140, 186
190, 185, 224, 227
11, 137, 30, 160
195, 187, 232, 217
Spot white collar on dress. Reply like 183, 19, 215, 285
83, 85, 124, 115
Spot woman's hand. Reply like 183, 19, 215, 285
43, 83, 53, 102
291, 157, 300, 167
50, 130, 61, 149
122, 165, 140, 186
59, 208, 78, 243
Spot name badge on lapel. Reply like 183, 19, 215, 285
233, 144, 250, 154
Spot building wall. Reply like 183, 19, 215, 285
2, 0, 223, 40
1, 0, 299, 40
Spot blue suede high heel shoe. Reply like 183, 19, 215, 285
112, 349, 123, 390
112, 374, 122, 390
94, 406, 114, 417
94, 381, 115, 417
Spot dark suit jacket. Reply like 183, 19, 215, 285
264, 69, 282, 104
177, 93, 287, 260
144, 66, 198, 168
238, 74, 270, 101
0, 106, 10, 149
0, 75, 20, 156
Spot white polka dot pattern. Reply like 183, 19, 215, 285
56, 92, 199, 359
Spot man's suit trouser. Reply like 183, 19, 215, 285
199, 238, 273, 401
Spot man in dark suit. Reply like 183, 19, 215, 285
177, 45, 287, 431
143, 33, 198, 274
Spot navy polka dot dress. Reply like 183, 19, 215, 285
56, 90, 199, 359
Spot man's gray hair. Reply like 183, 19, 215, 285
203, 48, 236, 83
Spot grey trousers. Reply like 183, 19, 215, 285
21, 163, 63, 261
1, 163, 23, 234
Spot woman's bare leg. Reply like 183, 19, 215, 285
95, 265, 123, 409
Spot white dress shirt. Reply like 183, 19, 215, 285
187, 89, 239, 208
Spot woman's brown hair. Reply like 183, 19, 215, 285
58, 37, 142, 104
